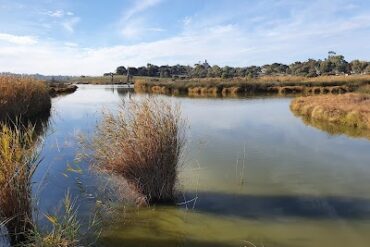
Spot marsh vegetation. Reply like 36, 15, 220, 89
1, 79, 370, 247
0, 77, 51, 122
291, 93, 370, 130
85, 97, 187, 205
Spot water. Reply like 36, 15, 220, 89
33, 85, 370, 247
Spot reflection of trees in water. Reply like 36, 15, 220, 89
116, 87, 134, 98
103, 86, 134, 98
291, 110, 370, 140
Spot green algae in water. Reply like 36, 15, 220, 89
100, 205, 370, 247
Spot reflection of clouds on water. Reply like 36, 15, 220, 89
33, 85, 370, 247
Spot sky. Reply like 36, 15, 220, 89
1, 0, 370, 76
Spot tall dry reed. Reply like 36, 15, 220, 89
0, 76, 51, 121
88, 97, 187, 204
0, 123, 40, 244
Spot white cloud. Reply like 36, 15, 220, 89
122, 0, 163, 21
46, 10, 74, 18
47, 10, 64, 18
121, 18, 164, 38
1, 0, 370, 75
119, 0, 165, 39
0, 33, 37, 45
64, 42, 78, 47
62, 17, 80, 33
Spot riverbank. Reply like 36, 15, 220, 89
71, 75, 134, 85
291, 93, 370, 130
49, 82, 78, 97
134, 75, 370, 96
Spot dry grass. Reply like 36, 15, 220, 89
0, 123, 40, 244
86, 97, 187, 205
357, 84, 370, 95
135, 75, 370, 95
0, 76, 51, 121
291, 93, 370, 129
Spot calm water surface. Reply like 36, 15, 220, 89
33, 85, 370, 247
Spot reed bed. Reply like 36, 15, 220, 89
0, 123, 40, 244
291, 93, 370, 129
87, 97, 187, 205
0, 76, 51, 121
134, 75, 370, 95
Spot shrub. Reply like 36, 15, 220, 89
88, 97, 187, 205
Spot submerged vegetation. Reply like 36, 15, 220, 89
291, 93, 370, 130
86, 97, 187, 205
0, 76, 51, 121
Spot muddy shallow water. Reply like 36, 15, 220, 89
33, 85, 370, 247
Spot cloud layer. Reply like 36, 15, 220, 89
0, 0, 370, 75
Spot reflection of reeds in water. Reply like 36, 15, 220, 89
0, 123, 40, 244
294, 113, 370, 140
87, 97, 187, 205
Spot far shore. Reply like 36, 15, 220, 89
132, 74, 370, 96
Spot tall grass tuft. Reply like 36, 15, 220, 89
23, 191, 96, 247
88, 97, 187, 205
0, 76, 51, 121
0, 123, 40, 244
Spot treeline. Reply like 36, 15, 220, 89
109, 52, 370, 79
0, 72, 74, 81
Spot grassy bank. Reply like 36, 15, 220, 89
0, 76, 51, 122
291, 93, 370, 130
134, 75, 370, 96
86, 97, 186, 205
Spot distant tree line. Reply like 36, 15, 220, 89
107, 52, 370, 79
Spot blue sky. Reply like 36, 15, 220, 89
1, 0, 370, 75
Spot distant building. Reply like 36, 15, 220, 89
203, 59, 210, 69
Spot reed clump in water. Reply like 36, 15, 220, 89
0, 76, 51, 121
0, 123, 40, 244
89, 97, 187, 205
291, 93, 370, 130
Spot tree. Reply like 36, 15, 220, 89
207, 65, 222, 78
116, 66, 127, 75
127, 67, 138, 76
350, 60, 369, 74
137, 66, 148, 76
147, 64, 159, 77
221, 66, 234, 78
192, 64, 208, 78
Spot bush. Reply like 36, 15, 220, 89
88, 97, 187, 204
